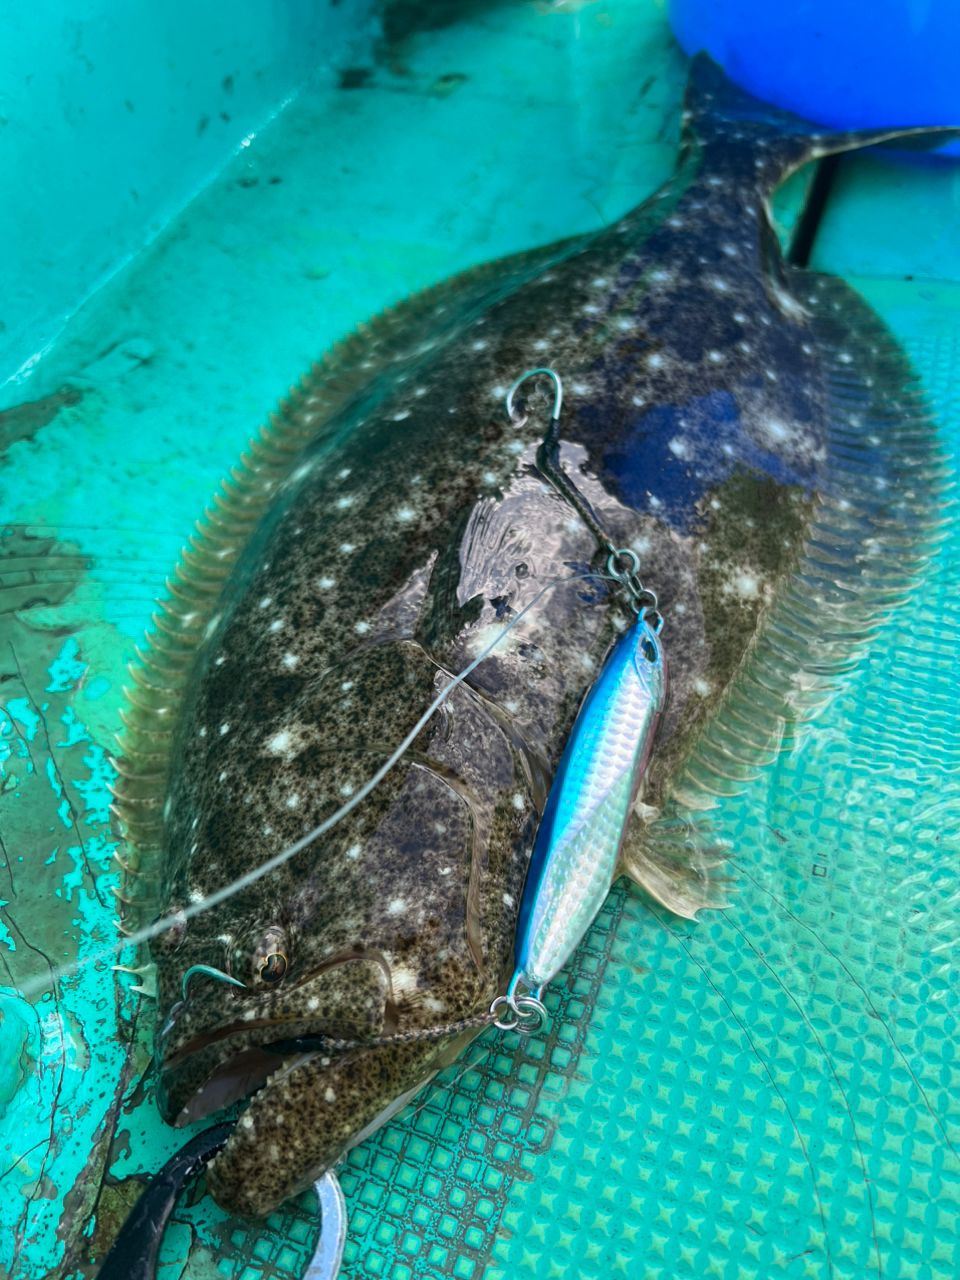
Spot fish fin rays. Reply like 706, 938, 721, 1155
659, 268, 947, 831
114, 961, 158, 998
112, 234, 585, 936
619, 809, 732, 919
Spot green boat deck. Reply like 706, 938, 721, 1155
0, 3, 957, 1278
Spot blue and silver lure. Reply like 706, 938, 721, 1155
493, 370, 668, 1033
516, 610, 666, 991
493, 608, 667, 1031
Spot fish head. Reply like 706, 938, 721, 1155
148, 635, 529, 1216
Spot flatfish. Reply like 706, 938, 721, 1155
113, 55, 956, 1217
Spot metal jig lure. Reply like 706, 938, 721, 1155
492, 369, 668, 1035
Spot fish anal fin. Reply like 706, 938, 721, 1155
658, 269, 946, 827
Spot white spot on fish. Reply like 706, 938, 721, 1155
325, 1087, 336, 1103
693, 678, 712, 696
340, 783, 355, 797
198, 726, 207, 738
219, 723, 230, 735
269, 619, 283, 632
838, 351, 853, 364
503, 893, 515, 908
337, 468, 351, 480
582, 304, 600, 315
616, 317, 635, 331
591, 277, 608, 287
259, 597, 272, 609
286, 793, 301, 809
647, 353, 664, 370
728, 572, 760, 599
317, 576, 335, 590
203, 613, 221, 639
355, 620, 371, 634
395, 506, 415, 523
710, 277, 730, 293
346, 844, 361, 859
707, 350, 723, 363
668, 438, 691, 460
532, 339, 549, 351
392, 409, 410, 421
336, 496, 354, 510
264, 732, 291, 757
388, 898, 406, 915
282, 653, 298, 670
512, 793, 525, 811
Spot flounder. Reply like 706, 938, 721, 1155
114, 56, 956, 1217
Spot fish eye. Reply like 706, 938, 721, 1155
258, 952, 288, 984
236, 925, 290, 987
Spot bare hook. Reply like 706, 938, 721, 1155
505, 367, 563, 424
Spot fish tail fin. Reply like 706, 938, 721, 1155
683, 53, 960, 186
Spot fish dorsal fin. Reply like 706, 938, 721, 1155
111, 232, 584, 938
639, 268, 947, 902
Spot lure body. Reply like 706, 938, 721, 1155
512, 615, 667, 998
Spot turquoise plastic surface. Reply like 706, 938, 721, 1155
0, 0, 378, 393
1, 3, 958, 1279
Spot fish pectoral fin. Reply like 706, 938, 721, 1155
618, 812, 732, 920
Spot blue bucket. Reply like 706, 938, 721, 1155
669, 0, 960, 154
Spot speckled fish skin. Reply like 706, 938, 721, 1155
515, 616, 666, 995
140, 56, 958, 1218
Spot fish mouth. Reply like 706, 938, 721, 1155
158, 1020, 354, 1127
158, 1034, 308, 1126
157, 951, 396, 1125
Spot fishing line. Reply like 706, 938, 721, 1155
19, 567, 618, 998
